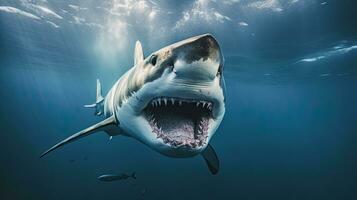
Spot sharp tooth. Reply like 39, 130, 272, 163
171, 98, 174, 105
158, 99, 161, 106
179, 101, 182, 106
202, 102, 206, 107
196, 102, 200, 107
164, 98, 167, 106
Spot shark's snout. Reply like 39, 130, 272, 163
170, 34, 223, 81
174, 34, 221, 63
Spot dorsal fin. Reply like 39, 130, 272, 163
134, 41, 144, 65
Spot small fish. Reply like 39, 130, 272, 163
97, 172, 136, 182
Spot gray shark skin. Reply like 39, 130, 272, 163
41, 34, 226, 175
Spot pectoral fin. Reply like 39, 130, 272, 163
201, 144, 220, 175
40, 115, 118, 158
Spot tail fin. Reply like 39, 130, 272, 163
84, 79, 104, 116
131, 172, 136, 179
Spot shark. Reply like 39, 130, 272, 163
40, 34, 226, 175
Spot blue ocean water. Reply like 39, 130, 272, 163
1, 0, 357, 199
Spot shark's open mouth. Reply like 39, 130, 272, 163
144, 97, 213, 148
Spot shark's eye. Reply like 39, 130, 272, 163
149, 55, 158, 66
217, 64, 223, 76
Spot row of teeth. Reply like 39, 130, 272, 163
197, 118, 209, 136
157, 132, 208, 148
150, 98, 213, 109
148, 115, 208, 148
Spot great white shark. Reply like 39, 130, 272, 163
41, 34, 226, 174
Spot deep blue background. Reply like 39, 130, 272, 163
1, 0, 357, 199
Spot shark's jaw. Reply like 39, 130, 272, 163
144, 97, 213, 149
125, 62, 225, 157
